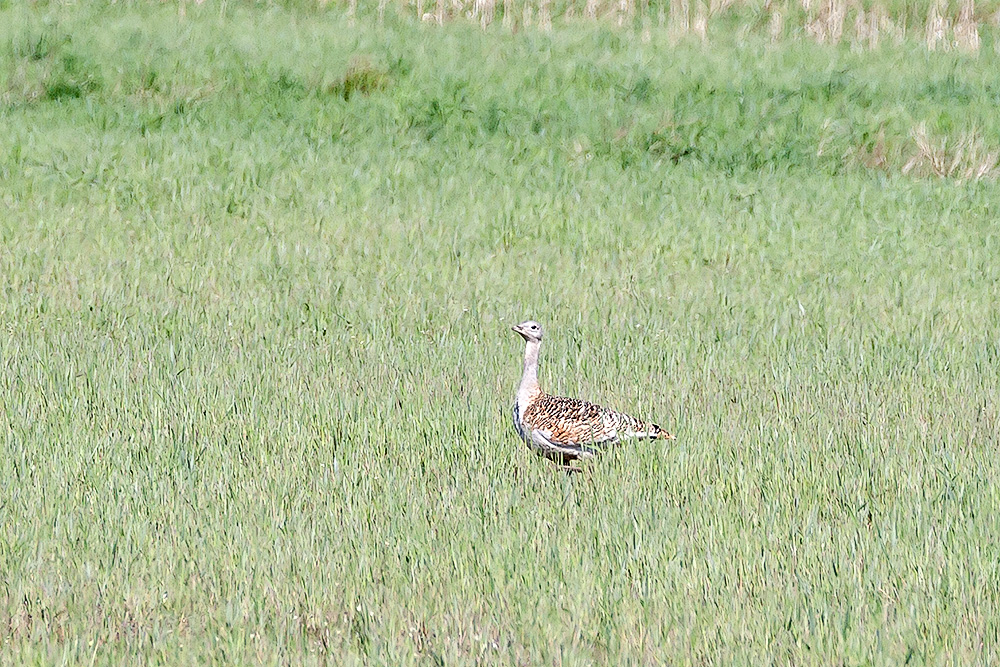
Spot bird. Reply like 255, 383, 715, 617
510, 320, 674, 465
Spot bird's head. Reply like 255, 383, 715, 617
511, 320, 543, 343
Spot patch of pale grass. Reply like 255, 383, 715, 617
954, 0, 980, 52
710, 0, 735, 14
828, 121, 998, 182
389, 0, 991, 52
923, 0, 980, 52
475, 0, 496, 27
540, 0, 553, 29
805, 0, 847, 44
693, 0, 708, 40
903, 122, 999, 181
926, 0, 950, 50
852, 4, 887, 50
616, 0, 632, 27
669, 0, 690, 40
769, 2, 784, 41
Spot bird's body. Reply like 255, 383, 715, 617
510, 320, 674, 463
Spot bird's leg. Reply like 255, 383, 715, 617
557, 460, 584, 474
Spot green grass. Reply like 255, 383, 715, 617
2, 3, 1000, 664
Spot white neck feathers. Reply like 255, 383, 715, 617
517, 339, 541, 407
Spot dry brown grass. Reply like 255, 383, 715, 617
540, 0, 553, 30
954, 0, 981, 51
828, 121, 999, 182
850, 127, 891, 172
476, 0, 496, 27
903, 123, 999, 181
852, 3, 891, 49
380, 0, 991, 55
805, 0, 847, 43
669, 0, 690, 40
769, 1, 785, 41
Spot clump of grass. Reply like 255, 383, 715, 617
850, 126, 891, 171
843, 123, 998, 181
924, 0, 981, 52
43, 53, 102, 100
12, 28, 58, 61
330, 56, 389, 101
903, 122, 999, 181
805, 0, 847, 44
4, 28, 102, 106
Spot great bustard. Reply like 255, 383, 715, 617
511, 320, 675, 464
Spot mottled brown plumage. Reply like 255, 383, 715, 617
510, 320, 675, 464
522, 394, 671, 446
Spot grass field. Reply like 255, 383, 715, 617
2, 1, 1000, 664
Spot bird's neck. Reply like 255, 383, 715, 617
517, 339, 542, 406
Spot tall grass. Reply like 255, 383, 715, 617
2, 3, 1000, 664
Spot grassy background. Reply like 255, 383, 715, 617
2, 2, 1000, 664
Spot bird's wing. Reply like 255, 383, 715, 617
525, 394, 674, 444
523, 395, 621, 447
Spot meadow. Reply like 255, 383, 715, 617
2, 1, 1000, 663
